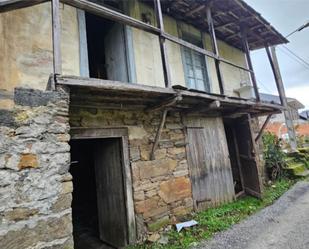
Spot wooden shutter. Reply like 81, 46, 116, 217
186, 117, 235, 209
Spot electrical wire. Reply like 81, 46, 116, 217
278, 46, 309, 70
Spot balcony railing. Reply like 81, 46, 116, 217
0, 0, 286, 106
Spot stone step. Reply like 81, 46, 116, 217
285, 162, 307, 176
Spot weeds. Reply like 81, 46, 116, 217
129, 179, 295, 249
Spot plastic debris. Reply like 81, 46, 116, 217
176, 220, 198, 232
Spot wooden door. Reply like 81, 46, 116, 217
186, 117, 235, 210
234, 116, 262, 198
94, 138, 128, 247
104, 23, 129, 82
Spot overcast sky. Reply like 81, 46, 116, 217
245, 0, 309, 110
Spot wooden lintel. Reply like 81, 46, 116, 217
150, 109, 168, 160
145, 94, 182, 112
255, 114, 272, 142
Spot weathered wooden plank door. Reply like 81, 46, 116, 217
234, 116, 262, 198
94, 138, 128, 247
104, 23, 129, 82
186, 117, 235, 210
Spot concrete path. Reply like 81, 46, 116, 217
195, 181, 309, 249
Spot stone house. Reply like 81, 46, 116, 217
0, 0, 288, 248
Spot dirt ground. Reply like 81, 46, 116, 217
194, 181, 309, 249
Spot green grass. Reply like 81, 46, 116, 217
129, 178, 296, 249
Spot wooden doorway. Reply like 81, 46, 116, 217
185, 117, 235, 210
223, 115, 262, 198
70, 128, 136, 249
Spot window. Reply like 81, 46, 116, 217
181, 32, 210, 92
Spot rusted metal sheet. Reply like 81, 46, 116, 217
185, 117, 235, 210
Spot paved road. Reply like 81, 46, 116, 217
195, 181, 309, 249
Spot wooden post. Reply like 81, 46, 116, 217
265, 45, 297, 151
241, 26, 260, 102
51, 0, 62, 75
206, 5, 224, 95
255, 114, 272, 142
154, 0, 171, 88
150, 109, 168, 160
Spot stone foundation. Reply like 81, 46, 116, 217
0, 87, 73, 249
70, 107, 194, 240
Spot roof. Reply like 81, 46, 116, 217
156, 0, 288, 50
300, 110, 309, 120
260, 93, 305, 110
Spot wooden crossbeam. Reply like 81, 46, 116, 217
255, 114, 272, 142
145, 94, 182, 112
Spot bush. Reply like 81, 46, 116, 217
262, 132, 286, 180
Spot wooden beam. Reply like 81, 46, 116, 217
265, 46, 284, 105
184, 100, 221, 113
154, 0, 171, 88
255, 114, 272, 142
51, 0, 62, 74
185, 4, 205, 17
150, 109, 168, 160
206, 5, 225, 95
61, 0, 160, 35
0, 0, 47, 13
241, 26, 260, 101
55, 75, 176, 95
145, 94, 182, 112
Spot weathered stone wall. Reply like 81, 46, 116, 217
0, 87, 73, 249
70, 107, 194, 239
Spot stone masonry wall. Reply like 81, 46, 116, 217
70, 107, 194, 240
0, 87, 73, 249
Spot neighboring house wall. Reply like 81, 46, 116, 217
0, 3, 80, 109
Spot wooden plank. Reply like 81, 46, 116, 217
51, 0, 62, 74
150, 109, 168, 160
56, 75, 176, 95
0, 0, 47, 13
206, 5, 225, 95
121, 136, 136, 244
77, 9, 89, 77
154, 0, 171, 88
185, 117, 235, 209
94, 138, 128, 247
241, 26, 260, 101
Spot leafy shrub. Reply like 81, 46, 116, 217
262, 132, 286, 180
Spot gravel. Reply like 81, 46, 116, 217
194, 181, 309, 249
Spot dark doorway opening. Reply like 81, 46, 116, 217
70, 138, 128, 249
223, 116, 262, 198
223, 119, 244, 195
85, 13, 129, 82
